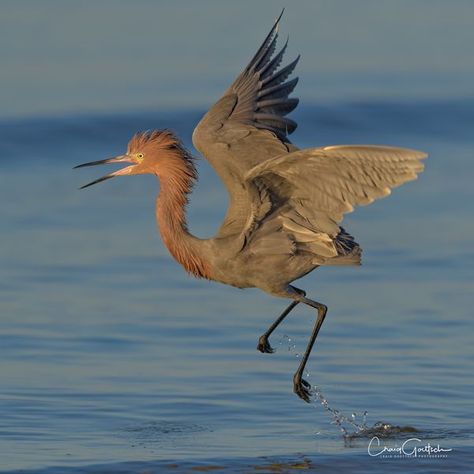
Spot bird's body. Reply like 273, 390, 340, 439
76, 12, 426, 401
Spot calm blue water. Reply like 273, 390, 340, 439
1, 100, 473, 473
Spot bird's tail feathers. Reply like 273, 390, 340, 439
324, 228, 362, 266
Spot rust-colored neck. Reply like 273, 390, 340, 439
154, 154, 211, 280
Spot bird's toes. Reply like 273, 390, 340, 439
293, 378, 312, 403
301, 378, 311, 388
257, 336, 274, 354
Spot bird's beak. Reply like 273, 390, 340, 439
74, 155, 137, 189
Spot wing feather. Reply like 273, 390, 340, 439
192, 11, 300, 242
246, 145, 427, 236
193, 9, 299, 158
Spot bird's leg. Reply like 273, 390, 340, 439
291, 290, 328, 403
257, 301, 299, 353
257, 288, 306, 354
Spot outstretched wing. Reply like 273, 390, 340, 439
244, 145, 427, 264
221, 12, 299, 142
192, 11, 300, 242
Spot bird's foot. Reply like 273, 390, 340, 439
257, 335, 274, 353
293, 375, 312, 403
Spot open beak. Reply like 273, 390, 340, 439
74, 155, 136, 189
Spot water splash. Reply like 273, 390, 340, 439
278, 335, 416, 440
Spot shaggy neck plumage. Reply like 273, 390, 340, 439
154, 142, 211, 279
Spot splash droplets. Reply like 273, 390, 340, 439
278, 334, 419, 440
279, 334, 368, 438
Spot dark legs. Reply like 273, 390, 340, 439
292, 295, 327, 402
257, 288, 306, 353
257, 285, 328, 403
257, 300, 299, 353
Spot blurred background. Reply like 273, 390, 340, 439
1, 1, 473, 473
2, 0, 474, 118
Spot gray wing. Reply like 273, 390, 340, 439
244, 145, 427, 264
192, 10, 300, 242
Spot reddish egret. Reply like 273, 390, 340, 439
75, 12, 426, 402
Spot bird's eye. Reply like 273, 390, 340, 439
137, 153, 144, 159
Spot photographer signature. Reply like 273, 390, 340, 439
368, 437, 452, 458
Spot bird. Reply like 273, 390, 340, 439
75, 11, 427, 402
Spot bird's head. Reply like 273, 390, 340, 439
75, 130, 191, 189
